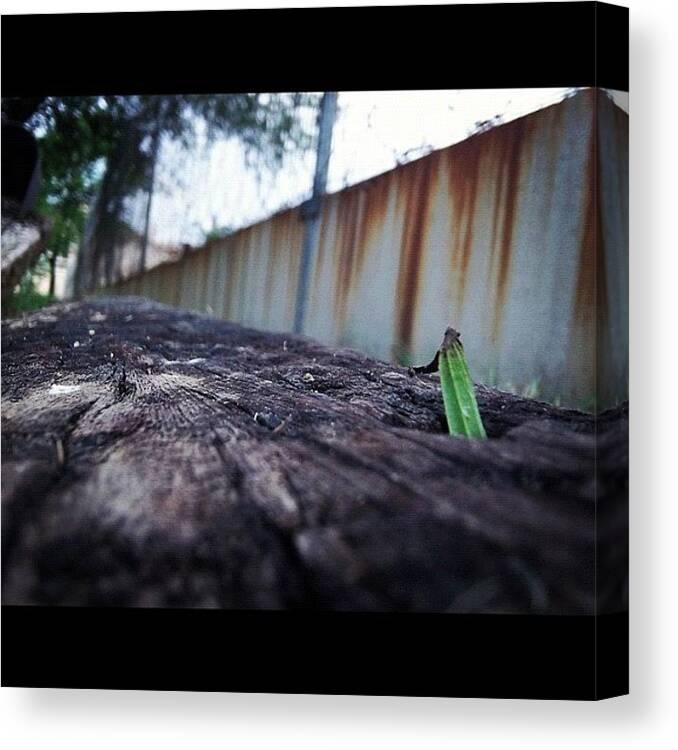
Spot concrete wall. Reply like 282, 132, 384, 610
110, 89, 628, 409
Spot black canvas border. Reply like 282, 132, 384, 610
1, 2, 628, 97
1, 606, 628, 699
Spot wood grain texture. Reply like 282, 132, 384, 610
1, 297, 628, 613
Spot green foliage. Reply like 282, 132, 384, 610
6, 93, 319, 291
3, 268, 54, 316
438, 329, 487, 439
27, 93, 318, 188
37, 192, 88, 263
204, 223, 236, 242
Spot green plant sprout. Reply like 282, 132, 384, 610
410, 327, 487, 439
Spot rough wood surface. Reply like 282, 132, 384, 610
1, 297, 628, 613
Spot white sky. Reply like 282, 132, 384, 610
147, 87, 628, 247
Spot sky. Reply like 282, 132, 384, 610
145, 87, 628, 248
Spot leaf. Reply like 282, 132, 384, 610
438, 328, 486, 439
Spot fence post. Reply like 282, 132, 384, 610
293, 91, 337, 334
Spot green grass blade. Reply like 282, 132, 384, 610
439, 340, 486, 439
439, 347, 466, 435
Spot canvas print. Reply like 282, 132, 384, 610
2, 85, 628, 622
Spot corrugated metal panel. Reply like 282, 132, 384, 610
110, 89, 628, 409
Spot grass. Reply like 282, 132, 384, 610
2, 273, 54, 317
438, 328, 487, 439
411, 328, 487, 439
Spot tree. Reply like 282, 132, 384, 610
4, 93, 318, 299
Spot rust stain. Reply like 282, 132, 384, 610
331, 174, 391, 326
517, 99, 566, 263
488, 117, 530, 340
100, 90, 627, 409
332, 188, 361, 323
447, 140, 482, 306
286, 209, 305, 323
224, 238, 244, 320
313, 201, 332, 288
196, 252, 208, 308
263, 214, 289, 317
394, 152, 438, 356
572, 106, 608, 332
568, 95, 609, 403
607, 89, 629, 222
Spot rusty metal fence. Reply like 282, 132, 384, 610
107, 90, 628, 409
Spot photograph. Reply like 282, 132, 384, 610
2, 85, 628, 616
11, 0, 678, 746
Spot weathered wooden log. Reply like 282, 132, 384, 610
1, 297, 628, 613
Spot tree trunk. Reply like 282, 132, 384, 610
1, 297, 628, 614
75, 121, 144, 296
48, 249, 57, 297
139, 106, 164, 275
